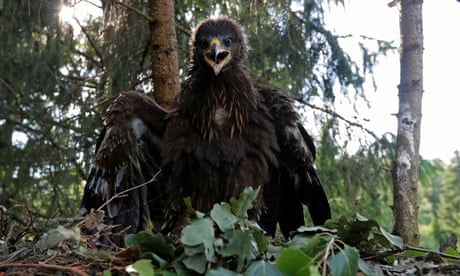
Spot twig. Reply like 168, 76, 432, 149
0, 77, 22, 108
363, 245, 460, 261
388, 0, 401, 7
297, 98, 379, 140
108, 0, 192, 38
7, 200, 37, 242
322, 236, 335, 276
112, 0, 153, 23
74, 17, 105, 67
0, 263, 88, 276
404, 245, 460, 260
97, 170, 161, 211
176, 24, 191, 36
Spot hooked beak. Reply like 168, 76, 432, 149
204, 38, 231, 75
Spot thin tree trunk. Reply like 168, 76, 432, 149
392, 0, 424, 246
149, 0, 179, 108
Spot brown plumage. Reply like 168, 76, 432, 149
81, 17, 331, 244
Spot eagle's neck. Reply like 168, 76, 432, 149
181, 66, 258, 141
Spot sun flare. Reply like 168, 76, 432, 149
59, 5, 75, 24
58, 1, 102, 31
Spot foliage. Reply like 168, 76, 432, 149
4, 187, 460, 275
418, 153, 460, 248
0, 0, 96, 223
92, 188, 405, 275
316, 120, 395, 227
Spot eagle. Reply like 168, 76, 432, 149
81, 17, 331, 243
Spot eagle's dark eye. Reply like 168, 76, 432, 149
197, 39, 209, 49
223, 37, 232, 47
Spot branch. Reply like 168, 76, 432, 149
388, 0, 401, 7
405, 245, 460, 261
73, 48, 103, 69
0, 77, 21, 107
176, 23, 191, 36
111, 0, 153, 22
363, 245, 460, 261
74, 17, 105, 67
0, 263, 88, 276
296, 98, 379, 140
109, 0, 191, 37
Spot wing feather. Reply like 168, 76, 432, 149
258, 88, 331, 237
81, 91, 168, 245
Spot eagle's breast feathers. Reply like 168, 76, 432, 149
162, 75, 279, 215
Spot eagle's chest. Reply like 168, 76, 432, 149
163, 98, 276, 212
214, 106, 228, 127
180, 119, 263, 178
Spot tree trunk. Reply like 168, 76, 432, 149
392, 0, 424, 246
149, 0, 179, 108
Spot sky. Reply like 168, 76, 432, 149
326, 0, 460, 163
56, 0, 460, 163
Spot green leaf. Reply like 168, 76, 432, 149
442, 247, 460, 262
181, 217, 215, 247
181, 217, 215, 262
184, 244, 204, 256
129, 259, 154, 276
443, 247, 460, 256
144, 252, 168, 268
36, 228, 65, 249
327, 245, 359, 276
210, 202, 238, 232
219, 229, 257, 272
184, 197, 195, 215
330, 214, 402, 253
206, 267, 241, 276
379, 226, 403, 249
287, 235, 314, 250
288, 234, 328, 257
276, 247, 316, 275
403, 249, 425, 257
183, 254, 207, 274
252, 225, 269, 254
124, 232, 175, 258
246, 261, 282, 276
230, 186, 260, 218
36, 226, 80, 250
183, 197, 205, 218
358, 258, 373, 276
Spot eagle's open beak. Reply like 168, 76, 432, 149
204, 38, 231, 75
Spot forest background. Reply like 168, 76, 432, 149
0, 0, 458, 251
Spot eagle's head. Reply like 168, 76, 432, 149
191, 18, 247, 75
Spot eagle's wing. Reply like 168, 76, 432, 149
258, 88, 331, 237
81, 91, 168, 244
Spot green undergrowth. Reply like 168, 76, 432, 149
3, 187, 460, 275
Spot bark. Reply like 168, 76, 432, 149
392, 0, 424, 246
149, 0, 179, 108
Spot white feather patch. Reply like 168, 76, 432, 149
131, 118, 146, 139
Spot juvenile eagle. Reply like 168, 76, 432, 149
82, 18, 331, 242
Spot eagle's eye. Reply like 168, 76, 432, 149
223, 37, 232, 47
197, 39, 209, 49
